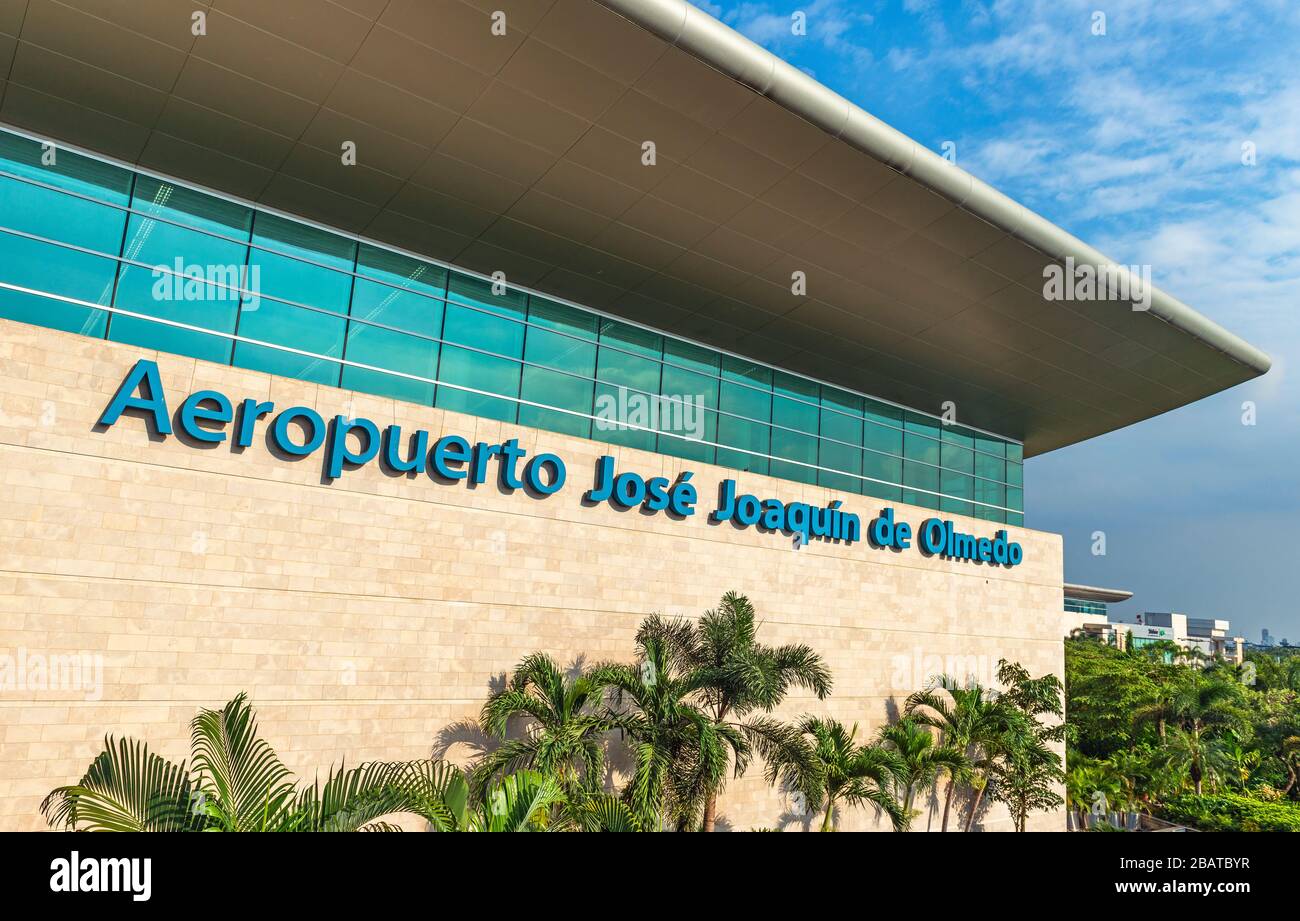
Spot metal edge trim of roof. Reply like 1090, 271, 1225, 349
1064, 583, 1135, 603
595, 0, 1273, 377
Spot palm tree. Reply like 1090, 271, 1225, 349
906, 677, 1008, 831
1132, 688, 1177, 743
1281, 735, 1300, 796
470, 770, 567, 831
877, 717, 966, 828
398, 760, 641, 831
671, 591, 832, 832
1159, 674, 1243, 794
1218, 737, 1261, 791
1066, 758, 1116, 829
762, 716, 906, 831
1102, 747, 1155, 811
1159, 727, 1234, 796
591, 616, 748, 831
475, 653, 612, 797
42, 693, 443, 831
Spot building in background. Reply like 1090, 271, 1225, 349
1065, 587, 1244, 664
0, 0, 1269, 830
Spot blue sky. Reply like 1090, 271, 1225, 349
691, 0, 1300, 641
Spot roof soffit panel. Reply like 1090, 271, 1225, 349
0, 0, 1268, 457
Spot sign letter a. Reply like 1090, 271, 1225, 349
98, 359, 173, 435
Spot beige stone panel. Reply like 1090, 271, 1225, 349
0, 319, 1063, 831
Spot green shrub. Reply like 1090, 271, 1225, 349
1156, 793, 1300, 832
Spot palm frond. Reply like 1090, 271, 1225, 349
41, 736, 198, 832
189, 692, 295, 831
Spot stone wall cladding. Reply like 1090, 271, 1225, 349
0, 319, 1065, 831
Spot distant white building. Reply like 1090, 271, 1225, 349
1063, 584, 1244, 665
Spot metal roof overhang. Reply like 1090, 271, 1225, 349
0, 0, 1270, 455
1064, 583, 1134, 604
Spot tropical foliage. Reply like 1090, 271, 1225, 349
1155, 792, 1300, 832
1065, 637, 1300, 831
876, 717, 965, 824
45, 593, 1067, 832
905, 677, 1007, 831
474, 652, 612, 797
43, 693, 444, 832
762, 717, 906, 831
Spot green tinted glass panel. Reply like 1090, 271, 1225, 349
819, 440, 860, 492
822, 387, 863, 416
774, 395, 819, 435
0, 173, 128, 253
596, 345, 659, 393
519, 366, 591, 438
657, 366, 717, 461
247, 249, 353, 316
0, 132, 131, 204
356, 243, 446, 297
863, 421, 903, 455
349, 277, 443, 337
448, 270, 527, 318
863, 451, 902, 487
903, 489, 941, 510
974, 432, 1006, 457
444, 302, 524, 357
341, 324, 438, 405
240, 212, 352, 377
717, 415, 769, 475
1006, 462, 1023, 488
661, 364, 716, 410
253, 212, 354, 270
773, 370, 818, 401
864, 480, 903, 503
940, 497, 974, 516
1006, 442, 1024, 464
592, 382, 656, 451
663, 337, 719, 376
233, 298, 345, 386
974, 479, 1005, 511
941, 425, 976, 448
436, 346, 519, 422
941, 470, 974, 500
820, 405, 862, 445
525, 326, 595, 375
974, 452, 1005, 483
599, 318, 660, 359
1006, 487, 1024, 512
721, 355, 771, 387
904, 433, 941, 465
770, 429, 818, 485
941, 442, 974, 475
904, 411, 940, 437
528, 296, 597, 340
903, 460, 940, 493
659, 408, 716, 465
0, 233, 113, 335
863, 398, 903, 427
111, 214, 246, 363
133, 175, 251, 239
720, 381, 770, 423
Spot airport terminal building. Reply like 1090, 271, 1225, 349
0, 0, 1269, 830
